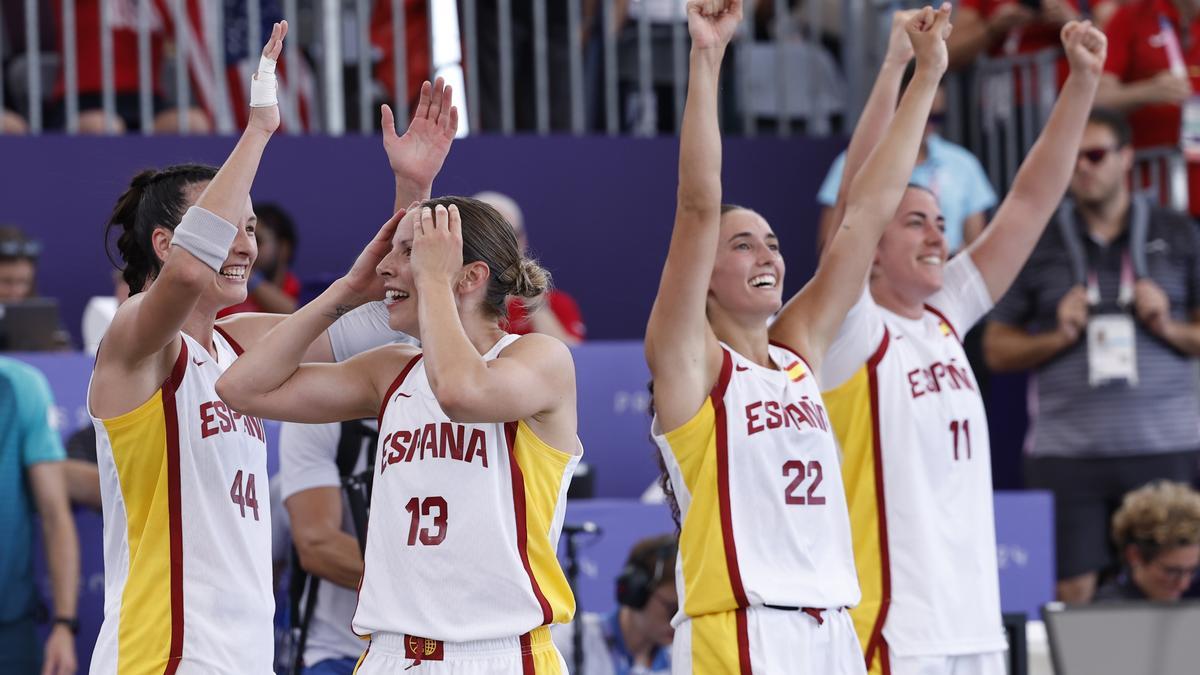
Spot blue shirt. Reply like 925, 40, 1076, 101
817, 134, 998, 253
602, 609, 670, 675
0, 357, 65, 622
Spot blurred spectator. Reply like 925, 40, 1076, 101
218, 203, 301, 317
816, 76, 997, 255
47, 0, 211, 134
0, 226, 39, 301
371, 0, 431, 117
1, 110, 28, 134
1097, 0, 1200, 218
0, 357, 79, 674
983, 109, 1200, 604
470, 0, 572, 132
473, 191, 586, 345
81, 270, 130, 356
280, 419, 379, 675
948, 0, 1085, 73
1095, 480, 1200, 602
612, 0, 688, 134
552, 534, 676, 675
63, 424, 102, 511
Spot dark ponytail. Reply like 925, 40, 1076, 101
105, 163, 218, 294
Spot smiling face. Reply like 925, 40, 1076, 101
708, 209, 786, 321
376, 210, 422, 333
873, 186, 948, 306
155, 181, 258, 310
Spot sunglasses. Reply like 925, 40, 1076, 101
1078, 147, 1117, 164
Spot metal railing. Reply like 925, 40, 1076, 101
0, 0, 903, 138
1132, 145, 1190, 214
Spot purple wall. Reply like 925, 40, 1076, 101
0, 134, 845, 343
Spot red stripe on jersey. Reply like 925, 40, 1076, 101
736, 607, 753, 674
519, 632, 535, 674
768, 339, 816, 376
378, 355, 424, 428
213, 324, 245, 355
162, 341, 189, 674
922, 304, 961, 343
879, 639, 893, 675
506, 422, 554, 625
864, 329, 893, 669
712, 350, 749, 608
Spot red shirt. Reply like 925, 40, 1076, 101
961, 0, 1077, 56
1105, 0, 1200, 214
218, 271, 302, 318
505, 291, 586, 342
371, 0, 431, 112
961, 0, 1079, 93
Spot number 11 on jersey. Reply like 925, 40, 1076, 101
949, 419, 972, 460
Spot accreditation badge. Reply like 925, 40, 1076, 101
1087, 313, 1138, 387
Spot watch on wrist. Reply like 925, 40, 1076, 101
53, 616, 79, 634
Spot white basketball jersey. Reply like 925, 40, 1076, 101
354, 334, 579, 642
90, 329, 274, 674
822, 255, 1005, 658
653, 342, 861, 622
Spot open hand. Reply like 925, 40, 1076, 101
907, 4, 953, 78
411, 204, 465, 290
1061, 20, 1107, 80
247, 20, 287, 136
382, 78, 458, 195
686, 0, 743, 52
343, 208, 407, 302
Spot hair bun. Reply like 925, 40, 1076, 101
510, 258, 551, 299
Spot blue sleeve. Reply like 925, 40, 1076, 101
816, 152, 848, 207
958, 151, 997, 216
16, 365, 65, 467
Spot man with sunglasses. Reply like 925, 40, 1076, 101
983, 108, 1200, 604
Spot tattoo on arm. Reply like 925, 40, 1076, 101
323, 305, 354, 321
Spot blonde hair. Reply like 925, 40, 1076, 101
1112, 481, 1200, 561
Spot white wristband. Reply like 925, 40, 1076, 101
250, 55, 278, 108
170, 206, 239, 273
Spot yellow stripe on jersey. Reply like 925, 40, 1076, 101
823, 365, 886, 658
659, 401, 738, 617
101, 389, 175, 673
511, 421, 577, 624
689, 610, 744, 674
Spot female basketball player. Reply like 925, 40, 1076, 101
819, 20, 1107, 675
644, 2, 951, 673
217, 198, 581, 673
86, 24, 460, 672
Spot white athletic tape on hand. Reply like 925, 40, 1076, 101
249, 55, 278, 108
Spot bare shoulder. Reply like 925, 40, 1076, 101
499, 333, 576, 370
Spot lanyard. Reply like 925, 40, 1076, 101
1085, 250, 1135, 308
1056, 195, 1150, 307
1161, 15, 1190, 77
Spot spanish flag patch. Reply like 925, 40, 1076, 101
939, 321, 952, 337
786, 361, 807, 382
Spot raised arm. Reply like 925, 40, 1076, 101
644, 0, 741, 430
217, 211, 414, 424
772, 4, 950, 369
102, 22, 287, 369
968, 21, 1106, 301
383, 78, 458, 212
408, 206, 577, 449
818, 9, 915, 253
